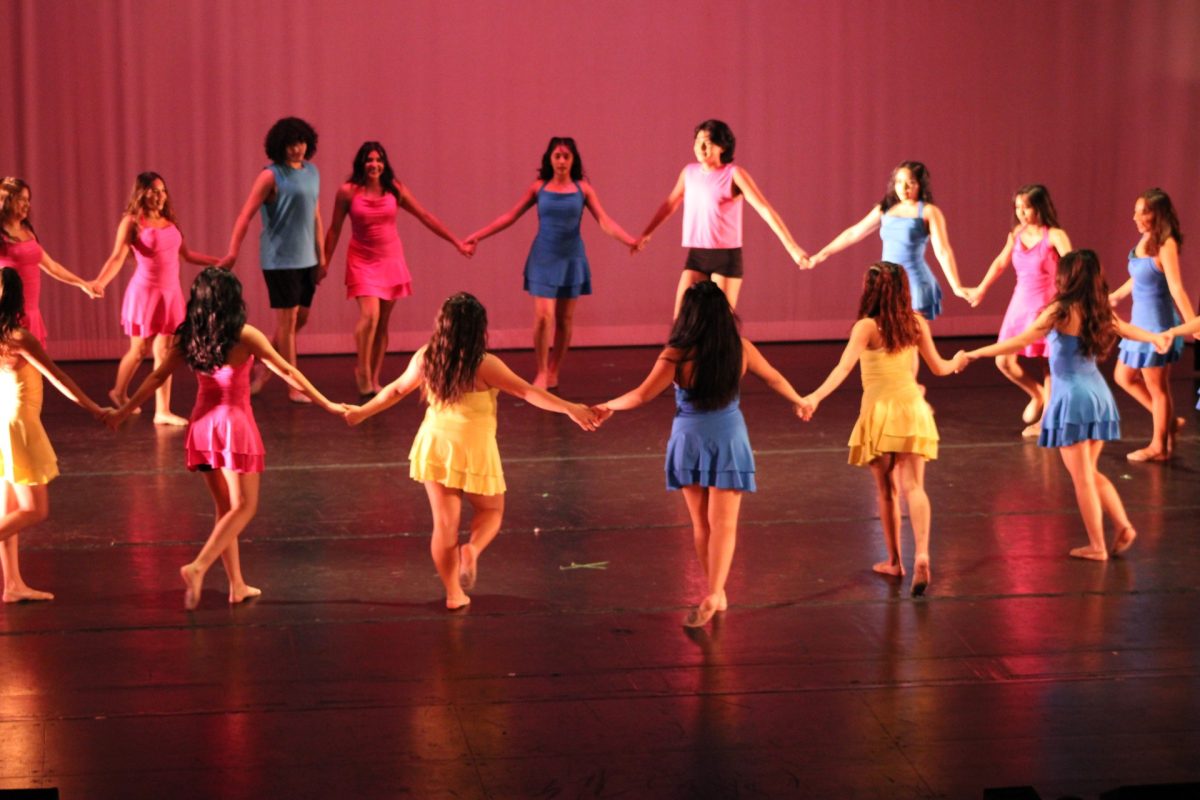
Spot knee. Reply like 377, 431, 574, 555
993, 355, 1012, 375
532, 309, 554, 327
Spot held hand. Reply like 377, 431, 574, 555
1107, 292, 1119, 308
315, 262, 329, 284
457, 239, 476, 257
591, 404, 615, 426
1152, 331, 1174, 355
960, 286, 982, 307
342, 405, 366, 426
798, 395, 819, 421
216, 254, 236, 270
807, 251, 827, 268
630, 235, 650, 255
567, 402, 600, 431
950, 350, 972, 373
102, 408, 127, 431
80, 282, 101, 300
951, 285, 970, 302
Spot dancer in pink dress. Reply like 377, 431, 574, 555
324, 141, 473, 396
92, 173, 220, 425
0, 177, 99, 345
963, 185, 1072, 436
107, 268, 343, 610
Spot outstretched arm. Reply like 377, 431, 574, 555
916, 316, 967, 375
478, 354, 598, 429
581, 182, 638, 247
91, 215, 137, 294
733, 168, 808, 267
397, 180, 472, 256
1158, 239, 1197, 322
742, 339, 810, 417
178, 236, 221, 267
634, 169, 687, 251
966, 304, 1057, 360
925, 203, 965, 298
16, 331, 105, 418
601, 348, 678, 412
465, 183, 539, 243
107, 345, 186, 426
323, 184, 353, 267
808, 207, 882, 267
344, 348, 426, 424
802, 318, 875, 416
962, 232, 1015, 307
220, 169, 275, 268
39, 248, 98, 298
241, 324, 340, 412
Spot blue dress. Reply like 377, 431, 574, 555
1038, 330, 1121, 448
1117, 249, 1183, 368
665, 386, 756, 491
523, 182, 591, 299
880, 201, 943, 320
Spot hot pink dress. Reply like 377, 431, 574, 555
122, 222, 186, 337
185, 356, 265, 473
0, 236, 48, 346
345, 191, 412, 300
998, 227, 1057, 357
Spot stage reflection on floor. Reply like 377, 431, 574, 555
1, 343, 1197, 799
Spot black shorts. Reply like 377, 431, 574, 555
263, 266, 318, 309
684, 247, 744, 279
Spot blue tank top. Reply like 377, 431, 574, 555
879, 201, 929, 267
259, 162, 320, 270
530, 182, 586, 259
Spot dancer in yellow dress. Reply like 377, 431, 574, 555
802, 262, 965, 596
0, 268, 106, 602
344, 292, 600, 609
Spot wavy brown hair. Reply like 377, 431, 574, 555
124, 172, 178, 224
1138, 188, 1183, 256
667, 280, 742, 410
857, 262, 922, 352
422, 293, 488, 405
0, 177, 35, 238
175, 268, 247, 372
1050, 250, 1115, 359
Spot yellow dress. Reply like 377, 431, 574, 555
408, 388, 506, 495
848, 347, 938, 466
0, 359, 59, 485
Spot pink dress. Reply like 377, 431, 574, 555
0, 236, 48, 346
122, 222, 186, 337
185, 356, 265, 473
345, 191, 412, 300
998, 227, 1057, 358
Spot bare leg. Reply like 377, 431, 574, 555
1058, 442, 1109, 559
672, 270, 709, 319
711, 274, 743, 310
152, 334, 188, 426
1087, 441, 1137, 555
547, 297, 577, 388
199, 470, 262, 604
1124, 365, 1173, 460
867, 455, 904, 576
531, 297, 556, 388
283, 306, 313, 403
0, 483, 53, 602
111, 335, 151, 413
683, 487, 742, 627
353, 296, 381, 394
680, 485, 726, 610
995, 354, 1046, 430
370, 299, 396, 393
895, 454, 932, 595
457, 491, 504, 591
181, 470, 260, 609
423, 481, 470, 609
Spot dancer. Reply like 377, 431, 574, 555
595, 281, 809, 627
962, 185, 1072, 436
324, 141, 474, 397
801, 263, 964, 597
91, 172, 220, 425
962, 250, 1157, 559
466, 136, 637, 388
343, 292, 599, 610
105, 268, 343, 610
0, 177, 99, 344
809, 161, 967, 319
0, 267, 106, 602
221, 117, 324, 402
634, 119, 809, 318
1108, 188, 1194, 462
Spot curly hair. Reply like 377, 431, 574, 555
1050, 250, 1116, 360
1012, 184, 1060, 229
857, 262, 922, 352
537, 137, 584, 181
349, 141, 400, 200
667, 280, 742, 410
0, 177, 35, 239
0, 267, 28, 344
175, 267, 247, 372
264, 117, 318, 164
422, 293, 488, 405
694, 119, 736, 164
123, 172, 177, 224
1138, 188, 1183, 256
879, 161, 933, 213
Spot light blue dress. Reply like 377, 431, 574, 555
1117, 249, 1183, 368
523, 182, 590, 299
665, 386, 756, 491
880, 200, 942, 319
1038, 330, 1121, 448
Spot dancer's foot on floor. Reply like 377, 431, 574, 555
1111, 525, 1138, 557
1126, 446, 1168, 463
910, 559, 931, 597
873, 560, 905, 577
683, 594, 720, 628
445, 593, 471, 610
1069, 546, 1108, 561
180, 564, 203, 610
1021, 422, 1041, 438
153, 411, 189, 427
3, 584, 54, 602
1021, 394, 1044, 425
229, 584, 262, 604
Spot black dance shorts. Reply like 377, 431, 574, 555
684, 247, 744, 279
263, 265, 318, 309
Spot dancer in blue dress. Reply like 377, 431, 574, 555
595, 281, 809, 627
467, 137, 637, 388
1109, 188, 1194, 462
962, 250, 1158, 560
809, 161, 967, 319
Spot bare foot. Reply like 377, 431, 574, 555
445, 593, 471, 610
873, 561, 905, 577
458, 543, 478, 591
1021, 394, 1044, 425
910, 559, 931, 597
353, 368, 373, 396
229, 585, 262, 604
532, 372, 550, 389
3, 585, 54, 602
249, 363, 269, 395
153, 411, 190, 427
180, 564, 203, 610
1126, 446, 1168, 463
287, 390, 313, 405
683, 594, 720, 628
110, 389, 141, 415
1069, 546, 1108, 561
371, 382, 384, 395
1111, 525, 1138, 557
716, 590, 728, 612
1021, 422, 1042, 438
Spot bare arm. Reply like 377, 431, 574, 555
963, 231, 1015, 307
1158, 238, 1197, 322
92, 215, 137, 291
397, 180, 472, 256
108, 345, 186, 426
915, 316, 965, 376
466, 182, 539, 243
178, 231, 220, 267
1108, 277, 1133, 306
242, 324, 339, 411
344, 348, 426, 424
925, 203, 965, 297
15, 331, 104, 417
1048, 227, 1073, 257
322, 184, 353, 267
966, 305, 1057, 360
1115, 315, 1162, 343
581, 181, 637, 247
742, 338, 810, 417
39, 248, 99, 298
802, 318, 874, 414
221, 169, 275, 267
601, 349, 677, 411
635, 169, 687, 249
733, 167, 808, 266
478, 354, 598, 429
809, 207, 882, 267
313, 203, 327, 282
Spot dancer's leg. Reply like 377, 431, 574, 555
711, 275, 743, 309
112, 335, 151, 410
867, 455, 904, 576
152, 334, 187, 426
353, 296, 382, 394
370, 299, 396, 393
672, 270, 708, 319
458, 490, 504, 591
531, 297, 555, 388
0, 482, 52, 602
424, 481, 469, 608
1058, 442, 1108, 559
180, 469, 260, 609
547, 297, 577, 388
895, 454, 931, 595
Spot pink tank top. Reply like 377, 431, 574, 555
130, 222, 183, 288
681, 163, 743, 249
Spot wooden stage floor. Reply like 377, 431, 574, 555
1, 342, 1198, 799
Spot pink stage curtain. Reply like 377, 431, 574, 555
2, 0, 1198, 360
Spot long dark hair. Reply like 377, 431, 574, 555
1138, 188, 1183, 256
349, 141, 401, 200
1050, 250, 1116, 359
1012, 184, 1060, 229
422, 293, 488, 405
175, 268, 247, 372
0, 267, 27, 343
537, 137, 584, 181
879, 161, 933, 213
668, 281, 742, 410
124, 172, 178, 224
857, 262, 922, 352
